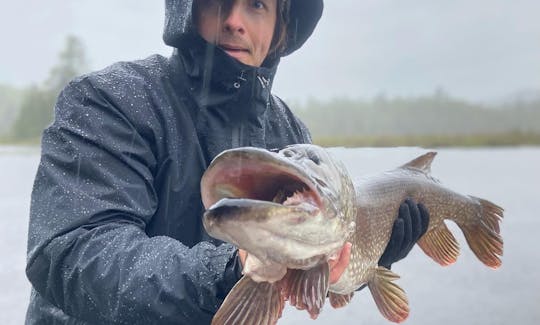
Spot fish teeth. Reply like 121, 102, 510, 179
283, 190, 306, 206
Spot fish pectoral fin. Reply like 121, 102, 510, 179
328, 291, 354, 309
212, 276, 284, 325
368, 266, 409, 323
281, 263, 330, 319
418, 221, 460, 266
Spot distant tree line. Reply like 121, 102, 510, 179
292, 91, 540, 146
1, 35, 539, 146
0, 35, 88, 142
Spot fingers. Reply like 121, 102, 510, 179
378, 198, 431, 268
399, 201, 413, 259
238, 249, 248, 268
406, 198, 423, 242
378, 217, 404, 268
329, 242, 352, 284
417, 202, 430, 236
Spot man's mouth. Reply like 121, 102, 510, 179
219, 44, 249, 55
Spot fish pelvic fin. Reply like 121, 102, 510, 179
368, 267, 409, 323
212, 276, 284, 325
329, 291, 354, 309
417, 221, 460, 266
459, 197, 504, 269
281, 263, 330, 320
400, 152, 437, 174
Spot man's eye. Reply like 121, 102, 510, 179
252, 0, 265, 10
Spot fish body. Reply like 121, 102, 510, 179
201, 145, 503, 324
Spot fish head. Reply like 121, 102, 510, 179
201, 144, 357, 268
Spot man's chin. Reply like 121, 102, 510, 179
224, 50, 257, 67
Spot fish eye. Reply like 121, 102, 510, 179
282, 148, 295, 158
306, 151, 321, 165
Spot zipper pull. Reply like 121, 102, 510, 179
257, 75, 270, 88
234, 70, 247, 89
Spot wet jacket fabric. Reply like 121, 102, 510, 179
25, 31, 313, 324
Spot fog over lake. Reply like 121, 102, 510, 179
1, 146, 538, 324
2, 1, 539, 102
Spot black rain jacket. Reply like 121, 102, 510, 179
24, 0, 325, 322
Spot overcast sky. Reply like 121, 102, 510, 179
1, 0, 539, 103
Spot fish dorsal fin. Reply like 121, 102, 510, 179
401, 152, 437, 174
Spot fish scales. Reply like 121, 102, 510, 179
200, 145, 504, 324
334, 166, 485, 293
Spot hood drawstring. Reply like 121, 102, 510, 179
257, 75, 271, 89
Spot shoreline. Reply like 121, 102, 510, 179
3, 132, 540, 149
313, 132, 540, 148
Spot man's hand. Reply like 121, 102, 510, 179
378, 198, 430, 269
238, 249, 248, 267
328, 242, 352, 284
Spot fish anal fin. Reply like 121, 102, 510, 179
418, 222, 460, 266
212, 276, 284, 325
281, 263, 329, 319
329, 291, 354, 309
459, 197, 504, 269
368, 267, 409, 323
401, 152, 437, 173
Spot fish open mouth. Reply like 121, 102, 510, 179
201, 147, 347, 269
201, 148, 323, 211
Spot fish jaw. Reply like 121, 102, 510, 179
201, 147, 323, 211
201, 145, 358, 268
203, 198, 350, 268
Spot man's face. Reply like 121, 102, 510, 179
195, 0, 278, 67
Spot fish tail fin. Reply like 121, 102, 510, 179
368, 266, 409, 323
458, 197, 504, 269
212, 276, 284, 325
281, 263, 330, 319
472, 197, 504, 234
417, 221, 460, 266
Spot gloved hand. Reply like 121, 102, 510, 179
378, 198, 430, 269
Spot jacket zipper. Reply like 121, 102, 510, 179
232, 124, 243, 148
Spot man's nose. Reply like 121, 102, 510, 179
222, 3, 246, 34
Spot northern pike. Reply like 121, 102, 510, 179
201, 144, 504, 324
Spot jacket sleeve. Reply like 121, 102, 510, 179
25, 77, 241, 324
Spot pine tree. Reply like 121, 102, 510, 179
10, 35, 88, 141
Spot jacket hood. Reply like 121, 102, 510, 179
163, 0, 324, 57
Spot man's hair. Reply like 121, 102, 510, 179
193, 0, 291, 58
268, 0, 290, 56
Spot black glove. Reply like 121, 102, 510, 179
378, 198, 430, 269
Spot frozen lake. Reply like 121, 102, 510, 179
1, 146, 538, 324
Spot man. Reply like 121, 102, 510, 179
25, 0, 429, 323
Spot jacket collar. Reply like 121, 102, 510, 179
173, 34, 278, 110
